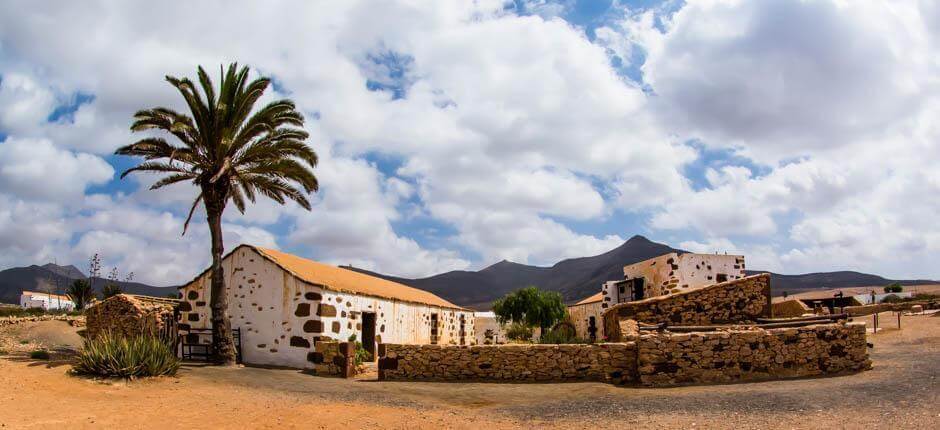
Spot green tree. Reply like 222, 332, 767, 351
492, 286, 568, 334
116, 63, 319, 365
884, 283, 903, 293
66, 279, 94, 311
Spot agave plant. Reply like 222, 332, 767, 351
72, 331, 180, 378
116, 63, 319, 364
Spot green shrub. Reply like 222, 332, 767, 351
0, 349, 8, 355
538, 328, 588, 345
72, 332, 180, 378
19, 339, 29, 345
30, 350, 50, 360
884, 283, 904, 293
881, 294, 903, 303
505, 322, 534, 341
347, 334, 372, 365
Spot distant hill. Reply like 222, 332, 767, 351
350, 235, 936, 310
0, 264, 176, 304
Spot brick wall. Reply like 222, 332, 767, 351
636, 322, 870, 386
307, 340, 356, 377
604, 274, 771, 341
378, 343, 637, 383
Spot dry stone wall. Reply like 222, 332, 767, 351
604, 274, 771, 341
636, 322, 870, 386
378, 321, 870, 386
308, 340, 356, 377
0, 315, 83, 328
378, 343, 637, 383
85, 294, 175, 339
772, 299, 811, 318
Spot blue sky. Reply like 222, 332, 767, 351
0, 0, 937, 285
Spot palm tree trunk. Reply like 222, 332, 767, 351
206, 196, 237, 366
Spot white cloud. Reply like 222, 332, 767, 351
0, 0, 938, 285
0, 137, 113, 202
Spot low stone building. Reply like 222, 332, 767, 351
177, 245, 475, 370
84, 294, 177, 339
604, 274, 772, 341
566, 292, 604, 341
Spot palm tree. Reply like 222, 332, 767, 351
116, 63, 319, 365
66, 279, 94, 311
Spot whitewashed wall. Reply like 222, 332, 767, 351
567, 301, 604, 340
178, 247, 475, 369
603, 253, 746, 303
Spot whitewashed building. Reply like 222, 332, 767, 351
569, 252, 747, 340
19, 291, 75, 311
178, 245, 475, 369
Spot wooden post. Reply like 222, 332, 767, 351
897, 311, 901, 330
874, 312, 878, 333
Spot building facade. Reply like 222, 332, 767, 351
177, 245, 475, 369
600, 252, 746, 310
19, 291, 75, 311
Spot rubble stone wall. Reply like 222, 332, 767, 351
636, 322, 870, 386
604, 274, 771, 341
307, 340, 356, 377
378, 343, 636, 383
0, 315, 84, 328
84, 294, 175, 339
772, 299, 811, 318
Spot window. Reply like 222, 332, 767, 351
716, 273, 728, 283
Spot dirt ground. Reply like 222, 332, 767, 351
1, 314, 939, 429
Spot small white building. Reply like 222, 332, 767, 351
178, 245, 475, 369
601, 252, 746, 310
19, 291, 75, 311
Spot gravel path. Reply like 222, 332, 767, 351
1, 312, 938, 429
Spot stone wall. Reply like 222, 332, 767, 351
378, 342, 636, 383
772, 299, 811, 318
0, 315, 84, 328
604, 274, 771, 341
307, 340, 356, 377
636, 322, 870, 386
85, 294, 176, 339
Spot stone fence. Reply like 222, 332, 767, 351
307, 340, 356, 377
378, 321, 870, 387
0, 315, 84, 328
604, 274, 772, 341
378, 343, 637, 383
636, 322, 870, 386
85, 294, 176, 339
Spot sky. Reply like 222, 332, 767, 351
0, 0, 938, 286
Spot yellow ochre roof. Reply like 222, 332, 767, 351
247, 245, 465, 310
574, 292, 603, 305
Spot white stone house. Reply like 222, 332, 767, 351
19, 291, 75, 311
178, 244, 475, 369
601, 252, 746, 310
568, 252, 747, 339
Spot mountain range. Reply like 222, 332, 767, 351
0, 263, 176, 305
1, 235, 934, 309
349, 235, 937, 310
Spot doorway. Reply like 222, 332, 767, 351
632, 278, 645, 301
588, 316, 597, 342
361, 312, 376, 360
430, 313, 439, 344
459, 315, 466, 345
